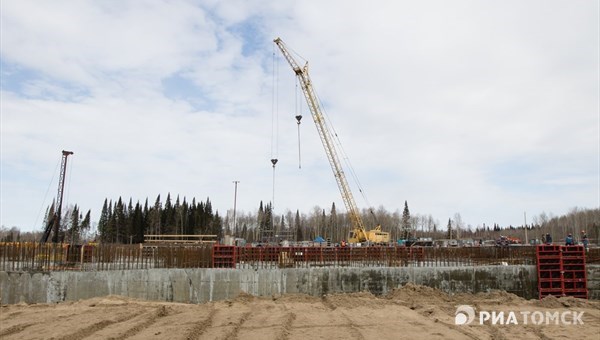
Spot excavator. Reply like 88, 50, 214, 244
274, 38, 390, 245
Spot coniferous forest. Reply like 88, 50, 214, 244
95, 194, 222, 244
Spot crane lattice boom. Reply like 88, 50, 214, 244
273, 37, 367, 239
41, 150, 73, 243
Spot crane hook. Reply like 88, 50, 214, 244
295, 115, 302, 125
271, 158, 278, 168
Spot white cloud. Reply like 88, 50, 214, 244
1, 0, 598, 231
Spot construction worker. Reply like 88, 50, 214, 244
565, 233, 574, 246
581, 231, 589, 251
545, 233, 552, 245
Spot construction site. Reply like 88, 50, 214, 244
2, 36, 599, 339
1, 241, 600, 339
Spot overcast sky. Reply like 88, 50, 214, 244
1, 0, 599, 232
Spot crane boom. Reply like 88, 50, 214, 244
40, 150, 73, 243
273, 37, 368, 240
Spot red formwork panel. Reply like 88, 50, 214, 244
410, 247, 424, 259
537, 245, 563, 299
536, 245, 588, 299
212, 245, 237, 268
562, 245, 588, 299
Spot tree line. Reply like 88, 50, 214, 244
1, 196, 597, 246
96, 194, 222, 244
41, 201, 92, 244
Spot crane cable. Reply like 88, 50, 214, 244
65, 155, 74, 233
295, 78, 303, 169
313, 85, 373, 209
65, 155, 74, 213
64, 156, 75, 243
33, 158, 60, 230
283, 38, 373, 212
270, 42, 280, 219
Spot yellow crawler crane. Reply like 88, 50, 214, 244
274, 38, 390, 245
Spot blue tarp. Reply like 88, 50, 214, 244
314, 236, 326, 243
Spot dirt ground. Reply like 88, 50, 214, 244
1, 284, 598, 340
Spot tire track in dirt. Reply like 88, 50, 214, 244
338, 311, 365, 340
528, 326, 551, 340
56, 310, 145, 340
322, 296, 364, 340
428, 320, 481, 340
0, 323, 34, 337
275, 312, 296, 340
219, 311, 251, 340
2, 309, 85, 322
108, 305, 175, 340
0, 310, 23, 321
321, 296, 337, 310
183, 306, 217, 340
484, 325, 508, 340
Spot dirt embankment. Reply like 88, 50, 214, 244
1, 283, 598, 340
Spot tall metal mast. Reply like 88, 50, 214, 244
273, 38, 367, 239
41, 150, 74, 243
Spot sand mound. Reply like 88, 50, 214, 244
386, 282, 452, 304
2, 286, 599, 340
324, 291, 384, 309
471, 289, 524, 305
274, 293, 320, 304
535, 295, 600, 309
82, 295, 132, 307
232, 291, 255, 304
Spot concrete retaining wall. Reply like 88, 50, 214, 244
1, 265, 598, 304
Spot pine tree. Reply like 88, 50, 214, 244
69, 204, 80, 244
181, 197, 189, 235
447, 218, 453, 239
163, 193, 175, 233
263, 202, 273, 241
80, 210, 91, 240
115, 197, 125, 243
203, 197, 213, 234
241, 223, 248, 242
279, 214, 285, 238
152, 194, 162, 235
401, 200, 411, 240
320, 209, 327, 239
132, 202, 144, 243
329, 202, 338, 242
211, 211, 223, 239
43, 201, 56, 232
106, 200, 116, 243
174, 195, 181, 234
189, 198, 197, 232
257, 201, 265, 234
97, 199, 108, 242
295, 210, 303, 242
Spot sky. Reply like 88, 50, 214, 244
1, 0, 599, 232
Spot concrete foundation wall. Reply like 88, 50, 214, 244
1, 265, 599, 304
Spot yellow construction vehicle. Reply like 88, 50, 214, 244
274, 38, 390, 245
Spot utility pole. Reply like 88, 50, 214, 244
232, 181, 239, 237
